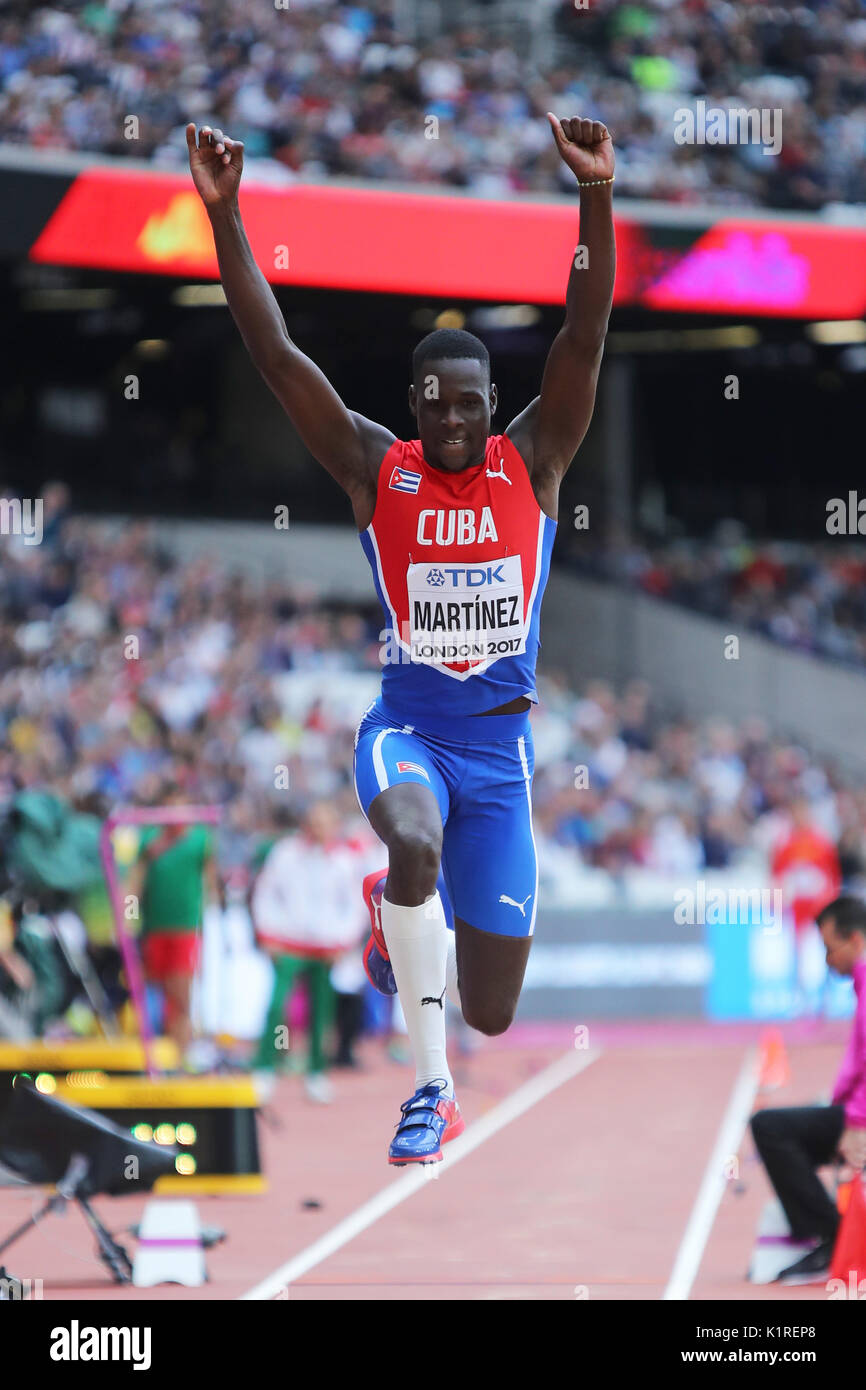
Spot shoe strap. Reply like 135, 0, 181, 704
395, 1087, 452, 1133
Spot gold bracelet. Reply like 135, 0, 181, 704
577, 175, 615, 187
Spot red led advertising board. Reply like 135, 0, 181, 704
29, 166, 866, 319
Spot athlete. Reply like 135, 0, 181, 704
187, 114, 616, 1164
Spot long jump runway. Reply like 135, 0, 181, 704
0, 1023, 848, 1301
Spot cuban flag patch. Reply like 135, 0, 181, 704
396, 760, 430, 780
389, 466, 422, 495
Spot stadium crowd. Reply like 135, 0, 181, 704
0, 0, 864, 210
1, 502, 865, 899
572, 534, 866, 669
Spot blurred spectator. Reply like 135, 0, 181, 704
250, 798, 368, 1102
0, 894, 35, 1036
128, 780, 219, 1063
772, 795, 843, 937
772, 793, 843, 1011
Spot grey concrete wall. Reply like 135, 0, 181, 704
128, 517, 373, 598
516, 908, 707, 1020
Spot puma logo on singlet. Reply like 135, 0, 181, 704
421, 986, 447, 1010
485, 458, 511, 484
499, 893, 532, 916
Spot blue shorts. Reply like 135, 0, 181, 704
353, 697, 538, 938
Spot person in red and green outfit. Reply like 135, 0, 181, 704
250, 800, 366, 1103
130, 784, 220, 1061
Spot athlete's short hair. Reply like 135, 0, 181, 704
816, 896, 866, 938
412, 328, 490, 385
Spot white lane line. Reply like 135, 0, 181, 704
240, 1045, 601, 1300
662, 1048, 759, 1301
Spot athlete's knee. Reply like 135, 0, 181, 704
461, 997, 515, 1037
386, 822, 442, 887
389, 822, 439, 867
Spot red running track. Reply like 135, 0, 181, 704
0, 1021, 851, 1302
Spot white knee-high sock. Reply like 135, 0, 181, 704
445, 932, 460, 1009
381, 891, 452, 1095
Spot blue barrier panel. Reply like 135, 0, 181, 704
706, 909, 854, 1020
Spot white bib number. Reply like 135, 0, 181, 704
406, 555, 526, 667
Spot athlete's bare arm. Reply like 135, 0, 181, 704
506, 117, 616, 520
187, 124, 395, 529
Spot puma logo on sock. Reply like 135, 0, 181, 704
421, 986, 446, 1010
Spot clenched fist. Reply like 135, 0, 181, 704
547, 115, 615, 184
186, 123, 245, 209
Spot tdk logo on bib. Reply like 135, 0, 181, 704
429, 565, 507, 587
424, 566, 504, 588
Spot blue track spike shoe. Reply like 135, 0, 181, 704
362, 868, 397, 996
388, 1080, 465, 1165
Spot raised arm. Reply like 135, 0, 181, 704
506, 117, 616, 519
187, 124, 394, 527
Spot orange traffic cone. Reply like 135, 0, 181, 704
757, 1027, 791, 1090
830, 1174, 866, 1290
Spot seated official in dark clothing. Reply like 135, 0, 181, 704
750, 896, 866, 1284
